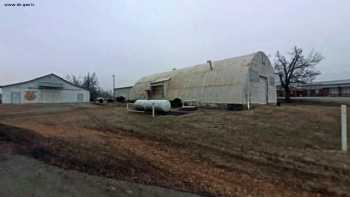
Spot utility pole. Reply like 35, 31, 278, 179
112, 74, 116, 98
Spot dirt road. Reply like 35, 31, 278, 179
0, 153, 201, 197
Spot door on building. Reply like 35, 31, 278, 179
11, 92, 21, 104
259, 76, 269, 104
77, 93, 84, 102
150, 85, 164, 99
40, 89, 62, 103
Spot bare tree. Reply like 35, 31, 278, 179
274, 46, 323, 102
65, 74, 82, 86
66, 73, 100, 101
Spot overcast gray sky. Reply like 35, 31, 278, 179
1, 0, 349, 90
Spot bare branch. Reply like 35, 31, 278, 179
274, 46, 323, 102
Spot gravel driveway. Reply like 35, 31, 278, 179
0, 154, 202, 197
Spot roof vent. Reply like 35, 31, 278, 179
207, 60, 213, 71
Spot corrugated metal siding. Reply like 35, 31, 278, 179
130, 52, 277, 105
248, 52, 277, 104
115, 87, 132, 99
1, 74, 90, 104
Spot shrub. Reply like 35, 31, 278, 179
116, 96, 126, 102
171, 98, 182, 108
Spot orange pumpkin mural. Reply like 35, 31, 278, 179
25, 91, 36, 101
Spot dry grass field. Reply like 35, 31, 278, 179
0, 103, 349, 196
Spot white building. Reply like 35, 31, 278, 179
129, 51, 277, 106
0, 73, 90, 104
114, 86, 133, 100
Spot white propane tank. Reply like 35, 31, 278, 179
134, 100, 171, 112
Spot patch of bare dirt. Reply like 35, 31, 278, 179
0, 103, 349, 196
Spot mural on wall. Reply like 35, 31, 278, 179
25, 91, 36, 101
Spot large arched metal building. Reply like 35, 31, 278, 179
129, 51, 277, 105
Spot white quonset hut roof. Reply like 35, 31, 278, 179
130, 51, 274, 103
138, 52, 256, 84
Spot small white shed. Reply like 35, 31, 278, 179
0, 73, 90, 104
114, 86, 133, 100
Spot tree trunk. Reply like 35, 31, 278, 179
284, 86, 291, 103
